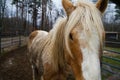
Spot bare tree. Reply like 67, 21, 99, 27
0, 0, 7, 53
28, 0, 41, 30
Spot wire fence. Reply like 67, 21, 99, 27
102, 56, 120, 73
102, 41, 120, 79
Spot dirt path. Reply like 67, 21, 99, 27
0, 46, 32, 80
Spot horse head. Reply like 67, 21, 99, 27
62, 0, 108, 80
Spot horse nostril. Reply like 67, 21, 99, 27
69, 33, 73, 40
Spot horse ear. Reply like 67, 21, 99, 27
96, 0, 109, 13
62, 0, 75, 17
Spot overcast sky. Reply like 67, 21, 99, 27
7, 0, 16, 13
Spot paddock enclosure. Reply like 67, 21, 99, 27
0, 0, 120, 80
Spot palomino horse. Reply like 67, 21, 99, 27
27, 0, 108, 80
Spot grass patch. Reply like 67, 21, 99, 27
102, 72, 112, 80
102, 56, 120, 79
102, 56, 120, 67
104, 47, 120, 52
102, 47, 120, 79
103, 47, 120, 66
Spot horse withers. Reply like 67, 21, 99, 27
27, 0, 108, 80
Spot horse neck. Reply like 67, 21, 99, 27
50, 17, 67, 72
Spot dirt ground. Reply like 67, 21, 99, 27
0, 46, 120, 80
0, 46, 32, 80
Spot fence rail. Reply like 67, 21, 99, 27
102, 68, 115, 74
102, 62, 120, 70
105, 41, 120, 45
103, 56, 120, 62
102, 49, 120, 75
1, 39, 24, 49
105, 41, 120, 47
104, 49, 120, 55
1, 36, 27, 52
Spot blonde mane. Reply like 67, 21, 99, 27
64, 1, 104, 57
29, 1, 104, 73
30, 17, 67, 71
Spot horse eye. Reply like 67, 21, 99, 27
69, 33, 73, 40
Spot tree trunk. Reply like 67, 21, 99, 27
40, 0, 47, 30
32, 0, 38, 30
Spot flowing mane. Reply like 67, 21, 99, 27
28, 0, 108, 80
29, 0, 104, 77
65, 1, 104, 57
29, 17, 67, 71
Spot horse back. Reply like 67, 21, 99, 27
28, 30, 48, 47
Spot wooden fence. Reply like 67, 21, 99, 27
1, 36, 28, 53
